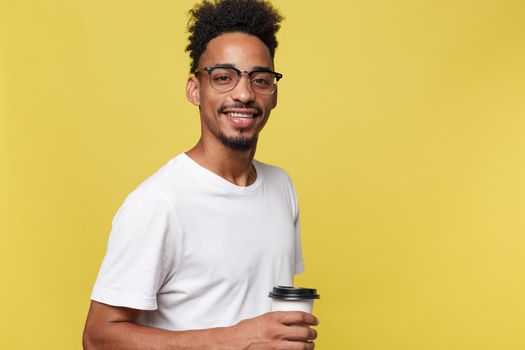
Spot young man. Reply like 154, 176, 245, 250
83, 1, 318, 349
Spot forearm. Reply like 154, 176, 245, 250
83, 321, 231, 350
83, 301, 317, 350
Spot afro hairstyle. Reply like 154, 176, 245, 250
186, 0, 283, 73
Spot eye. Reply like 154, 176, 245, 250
252, 78, 270, 86
251, 72, 273, 87
210, 69, 236, 85
212, 74, 233, 84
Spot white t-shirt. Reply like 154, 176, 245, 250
91, 153, 304, 331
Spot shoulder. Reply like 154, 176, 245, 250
137, 154, 188, 192
112, 154, 191, 223
121, 153, 195, 206
254, 160, 300, 218
112, 187, 174, 231
253, 159, 294, 185
253, 159, 298, 201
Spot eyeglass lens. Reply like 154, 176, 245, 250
209, 68, 277, 94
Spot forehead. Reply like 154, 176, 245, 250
199, 32, 274, 70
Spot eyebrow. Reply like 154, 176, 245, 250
211, 63, 274, 71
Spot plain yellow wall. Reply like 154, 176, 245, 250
1, 0, 525, 349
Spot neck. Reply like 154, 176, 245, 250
186, 138, 257, 186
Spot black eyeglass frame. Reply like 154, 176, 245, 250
194, 65, 283, 95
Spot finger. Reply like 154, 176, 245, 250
284, 325, 317, 342
277, 311, 318, 326
280, 340, 315, 350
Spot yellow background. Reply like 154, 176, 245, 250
1, 0, 525, 349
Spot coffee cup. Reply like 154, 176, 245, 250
268, 286, 320, 313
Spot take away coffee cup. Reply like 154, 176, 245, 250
269, 286, 320, 313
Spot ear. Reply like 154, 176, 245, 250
186, 75, 201, 106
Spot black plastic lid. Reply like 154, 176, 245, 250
268, 286, 320, 300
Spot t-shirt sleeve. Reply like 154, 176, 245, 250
286, 174, 304, 275
294, 210, 305, 275
91, 188, 177, 310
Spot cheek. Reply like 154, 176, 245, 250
261, 96, 277, 114
200, 89, 223, 109
270, 93, 277, 109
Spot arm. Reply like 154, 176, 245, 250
83, 301, 318, 350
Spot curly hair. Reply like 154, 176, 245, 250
186, 0, 283, 73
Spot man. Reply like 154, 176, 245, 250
83, 1, 318, 349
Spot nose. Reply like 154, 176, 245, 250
230, 74, 255, 103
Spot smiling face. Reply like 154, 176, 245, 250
186, 32, 278, 152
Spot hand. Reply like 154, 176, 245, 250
225, 311, 319, 350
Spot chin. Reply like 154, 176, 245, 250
219, 132, 258, 151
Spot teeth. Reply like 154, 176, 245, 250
227, 112, 253, 119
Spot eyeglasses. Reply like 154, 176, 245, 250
195, 65, 282, 95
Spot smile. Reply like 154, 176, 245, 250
227, 112, 255, 119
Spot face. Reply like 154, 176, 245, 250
186, 32, 278, 152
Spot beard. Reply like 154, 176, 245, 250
218, 132, 258, 151
216, 103, 262, 151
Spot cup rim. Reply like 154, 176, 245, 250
268, 286, 320, 300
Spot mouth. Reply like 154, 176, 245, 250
226, 112, 256, 119
220, 107, 261, 128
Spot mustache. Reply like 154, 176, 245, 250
219, 103, 261, 114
